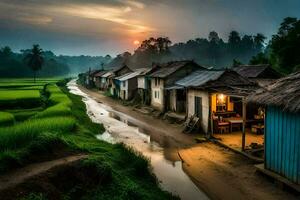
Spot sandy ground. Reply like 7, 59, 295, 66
81, 87, 298, 200
214, 131, 264, 150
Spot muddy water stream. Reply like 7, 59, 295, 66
67, 80, 209, 200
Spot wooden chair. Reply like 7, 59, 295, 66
218, 122, 230, 134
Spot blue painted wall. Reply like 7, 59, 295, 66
265, 106, 300, 184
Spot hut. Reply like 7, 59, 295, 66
93, 70, 108, 89
114, 68, 148, 100
108, 65, 133, 97
233, 64, 281, 87
149, 60, 205, 112
137, 66, 160, 105
85, 69, 102, 88
248, 71, 300, 184
99, 71, 113, 91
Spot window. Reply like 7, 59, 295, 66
123, 81, 126, 87
154, 91, 157, 98
194, 96, 202, 118
216, 94, 227, 112
157, 91, 159, 99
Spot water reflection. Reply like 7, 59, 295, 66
67, 80, 209, 200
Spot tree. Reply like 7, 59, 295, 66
24, 45, 44, 82
228, 31, 242, 60
156, 37, 172, 52
0, 46, 12, 59
232, 59, 243, 67
228, 31, 241, 45
254, 33, 266, 52
208, 31, 220, 43
270, 17, 300, 73
249, 52, 270, 65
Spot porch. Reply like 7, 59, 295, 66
209, 92, 265, 155
213, 129, 264, 152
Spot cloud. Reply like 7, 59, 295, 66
0, 0, 153, 34
17, 14, 53, 25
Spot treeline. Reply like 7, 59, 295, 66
58, 54, 112, 75
110, 31, 266, 70
109, 17, 299, 74
0, 47, 112, 77
250, 17, 300, 74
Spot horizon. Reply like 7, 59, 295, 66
1, 0, 300, 57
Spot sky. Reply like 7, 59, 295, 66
0, 0, 299, 56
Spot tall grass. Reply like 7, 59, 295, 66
0, 117, 76, 151
0, 111, 15, 126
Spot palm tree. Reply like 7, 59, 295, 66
24, 45, 44, 83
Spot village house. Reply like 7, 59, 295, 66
149, 60, 205, 112
137, 67, 160, 105
233, 64, 282, 87
248, 71, 300, 185
85, 69, 102, 88
93, 70, 108, 89
172, 69, 264, 151
114, 68, 148, 100
109, 65, 133, 97
98, 71, 113, 91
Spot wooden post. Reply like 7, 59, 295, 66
242, 97, 246, 151
209, 94, 214, 138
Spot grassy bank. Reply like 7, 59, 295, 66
0, 78, 177, 200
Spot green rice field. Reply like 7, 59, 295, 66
0, 78, 175, 200
0, 78, 75, 167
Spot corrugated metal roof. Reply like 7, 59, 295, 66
94, 70, 108, 77
176, 70, 224, 87
149, 61, 203, 78
165, 85, 184, 90
101, 71, 113, 78
115, 70, 144, 81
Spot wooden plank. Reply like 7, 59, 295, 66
242, 97, 246, 151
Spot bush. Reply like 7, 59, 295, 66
0, 111, 15, 126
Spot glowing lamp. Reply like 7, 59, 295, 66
217, 94, 226, 103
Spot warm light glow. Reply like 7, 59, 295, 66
218, 94, 226, 103
133, 40, 140, 45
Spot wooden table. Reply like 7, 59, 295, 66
226, 118, 243, 132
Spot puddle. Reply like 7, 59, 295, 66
67, 80, 209, 200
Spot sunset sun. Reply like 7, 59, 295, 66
133, 40, 140, 45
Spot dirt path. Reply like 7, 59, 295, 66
179, 144, 298, 200
82, 87, 298, 200
0, 154, 87, 192
80, 86, 199, 149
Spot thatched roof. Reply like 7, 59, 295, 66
248, 71, 300, 113
233, 65, 281, 79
